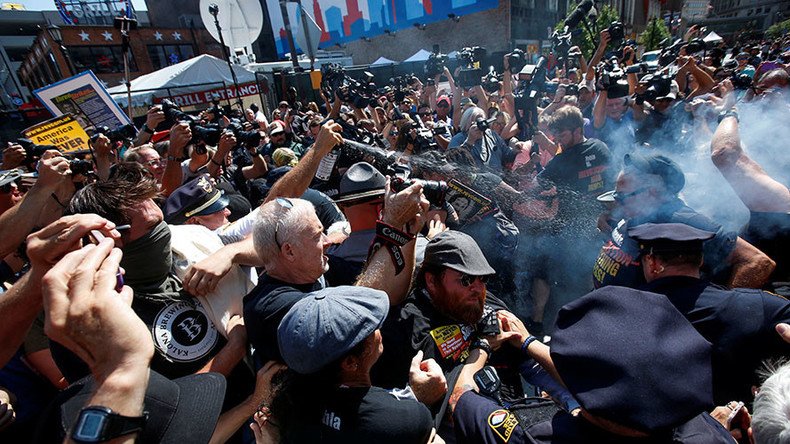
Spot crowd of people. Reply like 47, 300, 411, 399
0, 25, 789, 444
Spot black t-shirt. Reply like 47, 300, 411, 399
537, 138, 612, 235
742, 211, 790, 295
372, 288, 525, 403
243, 274, 324, 367
593, 197, 738, 289
454, 391, 734, 444
288, 386, 433, 443
641, 276, 790, 404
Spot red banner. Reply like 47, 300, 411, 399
155, 82, 261, 107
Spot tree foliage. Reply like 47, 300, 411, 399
639, 17, 671, 51
555, 3, 622, 59
766, 19, 790, 39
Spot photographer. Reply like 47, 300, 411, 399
675, 55, 716, 101
133, 105, 165, 147
448, 107, 519, 173
632, 75, 686, 147
123, 122, 191, 196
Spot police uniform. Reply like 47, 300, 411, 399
452, 286, 734, 443
630, 222, 790, 404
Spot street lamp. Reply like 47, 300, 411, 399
47, 24, 75, 76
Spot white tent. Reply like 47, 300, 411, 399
703, 31, 723, 44
107, 54, 258, 108
370, 56, 396, 66
403, 49, 432, 63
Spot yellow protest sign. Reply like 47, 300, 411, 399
23, 114, 90, 155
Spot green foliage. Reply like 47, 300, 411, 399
554, 3, 622, 59
639, 17, 671, 51
766, 19, 790, 39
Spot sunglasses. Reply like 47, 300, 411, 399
612, 187, 648, 203
419, 112, 432, 116
274, 197, 294, 249
459, 273, 490, 287
437, 103, 450, 108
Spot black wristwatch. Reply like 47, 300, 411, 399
469, 337, 493, 357
140, 123, 154, 134
71, 406, 148, 443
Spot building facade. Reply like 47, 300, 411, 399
701, 0, 789, 34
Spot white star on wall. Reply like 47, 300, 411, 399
154, 31, 163, 41
101, 31, 114, 41
172, 32, 182, 41
78, 30, 90, 41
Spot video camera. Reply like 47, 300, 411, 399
89, 124, 137, 145
425, 48, 449, 78
607, 21, 625, 42
224, 120, 262, 147
552, 30, 574, 65
482, 71, 502, 94
322, 64, 378, 109
599, 58, 629, 97
506, 48, 527, 74
513, 57, 548, 139
160, 99, 223, 146
636, 74, 673, 102
457, 46, 487, 88
475, 116, 498, 132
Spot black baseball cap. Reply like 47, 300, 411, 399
623, 152, 686, 194
423, 230, 495, 276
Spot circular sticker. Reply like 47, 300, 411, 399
153, 300, 218, 362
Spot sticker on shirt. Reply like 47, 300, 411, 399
429, 324, 473, 361
152, 300, 219, 362
488, 409, 518, 442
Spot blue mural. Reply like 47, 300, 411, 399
267, 0, 499, 58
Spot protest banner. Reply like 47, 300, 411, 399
23, 114, 91, 155
33, 71, 131, 132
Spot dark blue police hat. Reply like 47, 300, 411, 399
164, 174, 229, 225
623, 152, 686, 194
628, 222, 714, 255
551, 286, 713, 432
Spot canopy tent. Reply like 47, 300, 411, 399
447, 50, 459, 59
370, 56, 397, 66
107, 54, 258, 108
403, 49, 432, 63
703, 31, 723, 44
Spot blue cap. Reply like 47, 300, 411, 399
277, 286, 389, 374
551, 286, 713, 432
628, 222, 715, 255
164, 174, 229, 224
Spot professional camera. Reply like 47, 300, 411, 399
15, 138, 53, 162
457, 46, 487, 88
513, 57, 548, 138
565, 84, 579, 96
625, 62, 657, 74
564, 0, 593, 29
607, 21, 625, 42
89, 124, 137, 144
637, 74, 673, 102
731, 73, 753, 90
425, 49, 449, 78
390, 176, 447, 207
506, 48, 527, 74
323, 64, 378, 109
685, 38, 705, 54
482, 71, 502, 94
225, 121, 262, 147
160, 99, 223, 146
69, 159, 93, 176
599, 60, 630, 97
552, 30, 573, 63
475, 116, 497, 132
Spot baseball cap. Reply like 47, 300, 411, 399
628, 222, 715, 255
423, 230, 495, 276
164, 174, 229, 224
437, 95, 451, 106
50, 370, 226, 444
278, 286, 389, 374
623, 152, 686, 194
268, 121, 286, 135
333, 162, 386, 205
551, 286, 713, 432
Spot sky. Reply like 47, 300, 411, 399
17, 0, 148, 11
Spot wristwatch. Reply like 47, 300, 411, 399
71, 406, 147, 443
469, 337, 493, 357
140, 123, 154, 135
718, 109, 739, 123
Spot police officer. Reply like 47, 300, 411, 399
630, 222, 790, 405
450, 286, 734, 443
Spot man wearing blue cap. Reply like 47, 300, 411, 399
593, 151, 774, 290
630, 222, 790, 405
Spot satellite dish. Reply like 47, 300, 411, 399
199, 0, 263, 51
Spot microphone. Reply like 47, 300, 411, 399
564, 0, 594, 29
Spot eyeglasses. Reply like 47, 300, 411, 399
419, 111, 432, 116
274, 197, 294, 249
144, 158, 163, 168
459, 273, 490, 287
612, 187, 649, 203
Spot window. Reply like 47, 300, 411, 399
147, 44, 195, 70
67, 46, 138, 74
